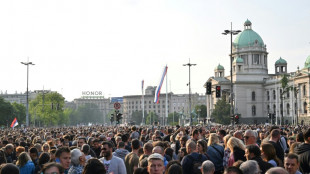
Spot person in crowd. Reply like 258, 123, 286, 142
191, 129, 200, 143
91, 139, 101, 158
233, 131, 243, 141
284, 153, 302, 174
0, 163, 20, 174
163, 128, 173, 142
217, 130, 226, 144
295, 128, 310, 173
164, 147, 173, 161
82, 158, 106, 174
245, 144, 273, 174
201, 160, 215, 174
2, 144, 14, 163
81, 144, 92, 162
35, 152, 51, 174
268, 129, 285, 163
16, 152, 35, 174
42, 143, 50, 153
147, 153, 165, 174
261, 143, 282, 167
266, 167, 289, 174
226, 137, 246, 167
239, 160, 259, 174
152, 146, 168, 167
125, 139, 140, 174
244, 130, 257, 146
223, 134, 232, 169
134, 167, 148, 174
55, 146, 71, 174
29, 147, 39, 167
178, 147, 187, 162
197, 139, 208, 158
16, 146, 25, 158
207, 133, 224, 174
179, 136, 188, 148
113, 141, 129, 162
224, 166, 243, 174
181, 140, 208, 174
99, 141, 126, 174
68, 148, 86, 174
41, 162, 64, 174
138, 142, 153, 168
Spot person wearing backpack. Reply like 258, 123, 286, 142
181, 140, 208, 174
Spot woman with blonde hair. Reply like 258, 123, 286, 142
227, 137, 246, 167
261, 143, 282, 167
16, 152, 35, 174
42, 143, 51, 153
223, 134, 232, 169
207, 133, 224, 174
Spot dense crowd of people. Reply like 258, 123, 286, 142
0, 124, 310, 174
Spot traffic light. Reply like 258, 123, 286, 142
206, 82, 212, 95
110, 114, 115, 123
235, 115, 239, 124
116, 113, 123, 124
230, 115, 234, 122
216, 86, 221, 98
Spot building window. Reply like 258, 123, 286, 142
273, 90, 276, 100
273, 104, 276, 114
287, 103, 290, 115
295, 102, 297, 115
253, 54, 260, 64
267, 91, 270, 101
241, 55, 248, 65
252, 105, 256, 116
267, 105, 270, 113
252, 91, 256, 101
304, 102, 307, 114
303, 85, 306, 97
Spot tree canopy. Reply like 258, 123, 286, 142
211, 96, 230, 125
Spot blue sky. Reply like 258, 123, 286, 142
0, 0, 309, 101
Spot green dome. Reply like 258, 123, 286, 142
233, 57, 244, 63
275, 57, 287, 65
304, 55, 310, 68
215, 64, 224, 70
233, 20, 264, 48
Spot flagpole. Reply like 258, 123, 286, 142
165, 65, 168, 126
142, 80, 145, 125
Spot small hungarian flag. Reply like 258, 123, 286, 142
10, 118, 18, 128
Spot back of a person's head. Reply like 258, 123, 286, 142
303, 128, 310, 143
239, 160, 259, 174
0, 163, 19, 174
265, 167, 289, 174
201, 160, 215, 174
38, 152, 51, 166
166, 163, 182, 174
82, 158, 106, 174
246, 144, 261, 157
296, 132, 304, 142
55, 146, 70, 158
134, 167, 148, 174
224, 166, 243, 174
132, 139, 140, 150
29, 147, 38, 155
81, 144, 90, 154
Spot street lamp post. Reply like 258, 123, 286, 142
183, 59, 196, 125
21, 61, 35, 127
222, 23, 241, 126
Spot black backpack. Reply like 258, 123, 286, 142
188, 154, 203, 174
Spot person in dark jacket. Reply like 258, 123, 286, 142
181, 141, 208, 174
295, 128, 310, 173
245, 145, 273, 174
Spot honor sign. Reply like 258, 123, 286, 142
82, 91, 103, 96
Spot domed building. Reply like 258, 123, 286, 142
205, 19, 310, 125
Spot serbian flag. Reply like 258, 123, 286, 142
154, 66, 168, 104
10, 118, 18, 128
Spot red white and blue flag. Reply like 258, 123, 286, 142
154, 66, 168, 104
10, 117, 18, 128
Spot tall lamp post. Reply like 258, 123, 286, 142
21, 61, 35, 127
222, 23, 241, 126
183, 59, 196, 125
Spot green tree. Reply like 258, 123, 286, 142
145, 112, 158, 125
72, 103, 103, 125
0, 97, 14, 127
211, 96, 230, 125
29, 92, 65, 126
12, 102, 26, 125
167, 112, 180, 125
131, 110, 147, 125
195, 105, 207, 120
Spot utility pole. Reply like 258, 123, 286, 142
183, 59, 196, 125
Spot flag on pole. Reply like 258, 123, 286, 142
154, 66, 168, 104
10, 117, 18, 128
142, 80, 144, 91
